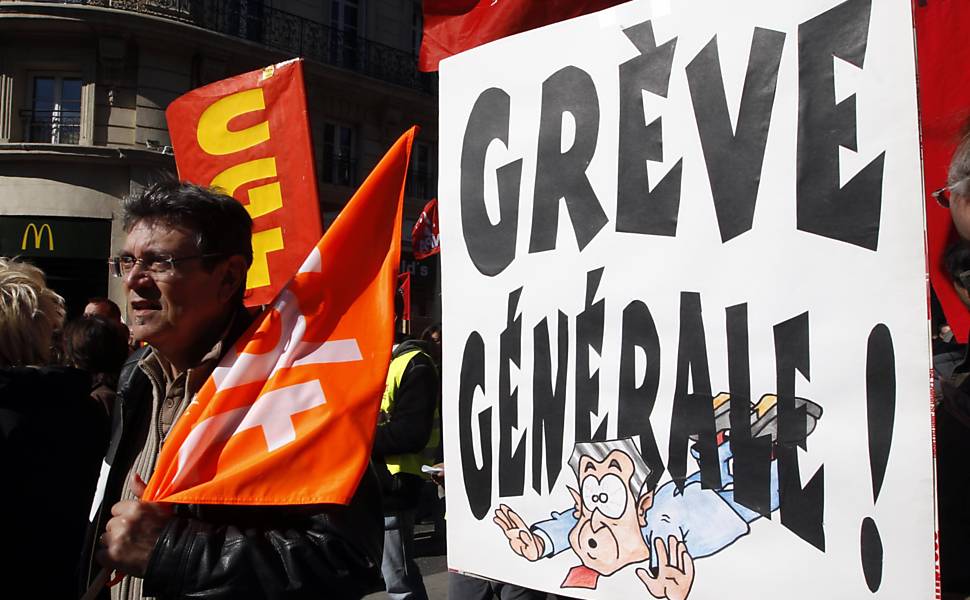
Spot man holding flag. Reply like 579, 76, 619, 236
81, 180, 386, 599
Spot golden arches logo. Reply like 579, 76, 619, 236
21, 223, 53, 251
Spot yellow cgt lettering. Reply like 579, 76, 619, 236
210, 157, 283, 219
247, 227, 284, 290
197, 88, 270, 156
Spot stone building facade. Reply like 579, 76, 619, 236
0, 0, 438, 323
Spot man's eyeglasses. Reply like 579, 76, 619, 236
933, 179, 969, 209
108, 253, 225, 278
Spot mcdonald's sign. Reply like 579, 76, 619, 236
0, 216, 109, 259
21, 223, 53, 252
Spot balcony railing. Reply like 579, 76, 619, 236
20, 109, 81, 144
25, 0, 435, 93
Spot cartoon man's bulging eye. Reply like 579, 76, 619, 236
580, 474, 629, 519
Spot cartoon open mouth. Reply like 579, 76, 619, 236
585, 521, 620, 561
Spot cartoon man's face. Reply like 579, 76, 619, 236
567, 449, 654, 576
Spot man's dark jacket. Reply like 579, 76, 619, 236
80, 335, 384, 599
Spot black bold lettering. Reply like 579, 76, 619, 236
532, 311, 569, 494
617, 299, 664, 490
459, 331, 491, 520
865, 324, 895, 502
797, 0, 884, 250
686, 28, 785, 243
460, 88, 523, 276
530, 66, 608, 253
499, 288, 525, 496
668, 292, 720, 490
726, 303, 772, 516
774, 312, 825, 550
576, 268, 607, 442
616, 20, 682, 237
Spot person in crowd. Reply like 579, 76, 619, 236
81, 180, 383, 600
373, 293, 441, 600
938, 132, 970, 240
85, 295, 136, 353
62, 314, 130, 418
448, 560, 550, 599
936, 239, 970, 598
0, 257, 108, 598
85, 296, 123, 322
418, 322, 446, 540
936, 133, 970, 599
420, 322, 442, 368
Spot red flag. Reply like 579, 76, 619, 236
166, 60, 322, 307
412, 197, 440, 260
142, 128, 417, 505
397, 272, 412, 323
916, 0, 970, 343
419, 0, 628, 72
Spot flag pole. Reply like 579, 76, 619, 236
80, 567, 111, 600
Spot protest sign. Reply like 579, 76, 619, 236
438, 1, 936, 598
166, 59, 321, 307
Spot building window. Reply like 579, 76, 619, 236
23, 75, 82, 144
330, 0, 360, 68
321, 123, 356, 186
409, 142, 436, 199
412, 1, 423, 57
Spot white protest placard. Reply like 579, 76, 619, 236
438, 0, 936, 599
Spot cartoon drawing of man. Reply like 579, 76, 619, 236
493, 394, 821, 600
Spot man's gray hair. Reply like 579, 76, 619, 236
949, 133, 970, 197
0, 257, 65, 367
568, 437, 653, 497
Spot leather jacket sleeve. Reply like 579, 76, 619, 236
142, 466, 383, 600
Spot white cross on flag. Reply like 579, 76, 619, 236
142, 127, 417, 505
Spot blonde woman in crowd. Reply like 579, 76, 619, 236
0, 257, 108, 598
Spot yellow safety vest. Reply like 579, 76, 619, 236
381, 349, 441, 477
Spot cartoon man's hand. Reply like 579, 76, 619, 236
493, 503, 545, 561
636, 535, 695, 600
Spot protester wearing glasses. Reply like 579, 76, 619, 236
934, 134, 970, 241
935, 134, 970, 599
81, 180, 383, 600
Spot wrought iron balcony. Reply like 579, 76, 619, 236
27, 0, 435, 93
20, 109, 81, 144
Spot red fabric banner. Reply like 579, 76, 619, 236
398, 272, 412, 322
165, 59, 322, 307
412, 197, 440, 260
142, 128, 417, 505
419, 0, 628, 72
916, 0, 970, 343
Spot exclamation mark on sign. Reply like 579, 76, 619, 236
862, 324, 896, 593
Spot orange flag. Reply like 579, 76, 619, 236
142, 127, 417, 505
